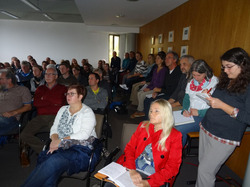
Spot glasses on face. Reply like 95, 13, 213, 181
65, 92, 77, 97
45, 73, 56, 76
221, 64, 236, 70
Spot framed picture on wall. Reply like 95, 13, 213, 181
150, 48, 154, 54
158, 47, 162, 52
182, 26, 191, 40
151, 36, 155, 45
180, 46, 189, 56
168, 31, 174, 42
167, 47, 173, 52
158, 34, 163, 44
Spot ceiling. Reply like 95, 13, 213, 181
0, 0, 188, 27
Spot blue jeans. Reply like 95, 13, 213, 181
175, 116, 203, 147
0, 116, 19, 135
21, 152, 70, 187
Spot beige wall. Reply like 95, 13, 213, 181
138, 0, 250, 76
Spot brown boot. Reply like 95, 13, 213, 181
20, 144, 30, 167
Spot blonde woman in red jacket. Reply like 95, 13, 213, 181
109, 99, 182, 187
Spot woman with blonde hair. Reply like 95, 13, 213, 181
105, 99, 182, 187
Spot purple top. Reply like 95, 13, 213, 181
147, 67, 167, 90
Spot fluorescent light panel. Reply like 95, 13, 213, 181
21, 0, 53, 21
43, 13, 53, 21
1, 11, 19, 19
21, 0, 40, 11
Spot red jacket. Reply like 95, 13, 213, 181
33, 84, 67, 115
117, 122, 182, 187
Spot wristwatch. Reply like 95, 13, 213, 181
230, 108, 239, 118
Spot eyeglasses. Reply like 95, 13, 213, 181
221, 64, 236, 70
45, 73, 56, 76
65, 92, 77, 96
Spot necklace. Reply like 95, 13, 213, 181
190, 78, 210, 91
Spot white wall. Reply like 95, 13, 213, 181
0, 19, 139, 67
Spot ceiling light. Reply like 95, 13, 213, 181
21, 0, 41, 11
116, 14, 124, 18
0, 11, 19, 19
43, 13, 53, 21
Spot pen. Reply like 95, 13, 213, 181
207, 87, 212, 94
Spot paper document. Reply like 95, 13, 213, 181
196, 93, 210, 104
173, 110, 195, 126
98, 162, 136, 187
139, 84, 148, 91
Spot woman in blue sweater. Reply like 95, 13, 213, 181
196, 47, 250, 187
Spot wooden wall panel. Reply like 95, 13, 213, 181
138, 0, 250, 76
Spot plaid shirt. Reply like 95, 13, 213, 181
200, 123, 240, 146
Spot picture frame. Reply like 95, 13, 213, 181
158, 34, 163, 44
150, 48, 154, 54
158, 47, 162, 52
182, 26, 191, 40
168, 31, 174, 42
180, 46, 189, 57
167, 46, 173, 52
151, 36, 155, 45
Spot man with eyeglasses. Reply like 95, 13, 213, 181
0, 69, 32, 135
20, 64, 67, 167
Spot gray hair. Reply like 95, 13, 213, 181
46, 64, 58, 75
0, 69, 17, 85
180, 55, 195, 65
21, 61, 30, 67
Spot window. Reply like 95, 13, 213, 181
109, 35, 120, 63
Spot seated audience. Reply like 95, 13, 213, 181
167, 55, 195, 109
104, 99, 182, 187
125, 53, 156, 91
11, 57, 21, 73
143, 51, 182, 117
196, 48, 250, 187
72, 66, 88, 86
176, 59, 218, 146
81, 59, 93, 71
20, 65, 67, 167
30, 59, 38, 68
21, 85, 100, 187
27, 55, 34, 63
4, 62, 11, 69
120, 52, 148, 90
97, 60, 104, 71
16, 61, 34, 89
57, 61, 77, 87
118, 51, 137, 84
103, 63, 114, 84
82, 63, 92, 80
93, 68, 112, 101
0, 63, 4, 69
0, 69, 32, 135
121, 52, 130, 70
30, 65, 45, 96
83, 73, 108, 113
71, 58, 79, 69
130, 51, 167, 118
41, 61, 49, 75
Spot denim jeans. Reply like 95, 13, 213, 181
0, 116, 19, 135
175, 116, 203, 147
21, 152, 70, 187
